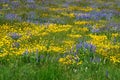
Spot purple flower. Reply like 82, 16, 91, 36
76, 42, 96, 53
75, 13, 91, 20
0, 0, 9, 3
27, 0, 35, 3
76, 42, 83, 50
62, 2, 70, 7
5, 13, 22, 21
91, 29, 100, 33
107, 22, 120, 31
11, 1, 20, 9
5, 13, 16, 20
9, 32, 21, 40
75, 10, 113, 20
27, 3, 37, 9
27, 11, 36, 19
84, 42, 96, 52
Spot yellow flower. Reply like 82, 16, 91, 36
59, 58, 65, 63
110, 56, 120, 63
112, 33, 119, 37
69, 13, 75, 18
42, 13, 48, 17
67, 34, 82, 38
2, 4, 9, 7
74, 21, 92, 25
77, 61, 83, 65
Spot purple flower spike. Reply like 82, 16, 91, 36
9, 32, 21, 40
76, 42, 96, 53
5, 13, 17, 20
11, 1, 20, 9
27, 0, 35, 3
0, 0, 9, 3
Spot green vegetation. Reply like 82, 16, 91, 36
0, 0, 120, 80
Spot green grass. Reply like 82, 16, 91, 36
0, 52, 120, 80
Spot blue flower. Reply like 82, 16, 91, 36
0, 0, 9, 3
11, 1, 20, 9
76, 42, 96, 53
75, 13, 91, 20
27, 11, 36, 19
9, 32, 21, 40
27, 0, 35, 3
27, 3, 37, 9
5, 13, 17, 20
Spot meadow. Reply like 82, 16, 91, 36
0, 0, 120, 80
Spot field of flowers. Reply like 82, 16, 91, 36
0, 0, 120, 80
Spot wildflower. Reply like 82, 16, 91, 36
91, 28, 100, 33
74, 21, 92, 25
27, 0, 35, 3
76, 42, 96, 53
27, 11, 36, 19
76, 42, 83, 51
11, 1, 20, 9
5, 13, 17, 20
27, 3, 37, 9
110, 56, 120, 63
67, 34, 81, 38
58, 58, 65, 63
9, 32, 21, 40
0, 0, 9, 3
75, 13, 91, 20
77, 61, 82, 65
112, 33, 119, 37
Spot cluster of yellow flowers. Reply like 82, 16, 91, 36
67, 34, 82, 38
2, 4, 9, 7
110, 56, 120, 63
68, 6, 93, 12
59, 55, 82, 65
88, 34, 120, 63
74, 21, 92, 25
46, 24, 72, 33
42, 13, 48, 17
112, 33, 119, 37
69, 27, 89, 35
0, 21, 119, 64
0, 22, 85, 57
92, 23, 105, 29
49, 7, 66, 11
61, 12, 75, 18
49, 6, 94, 12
